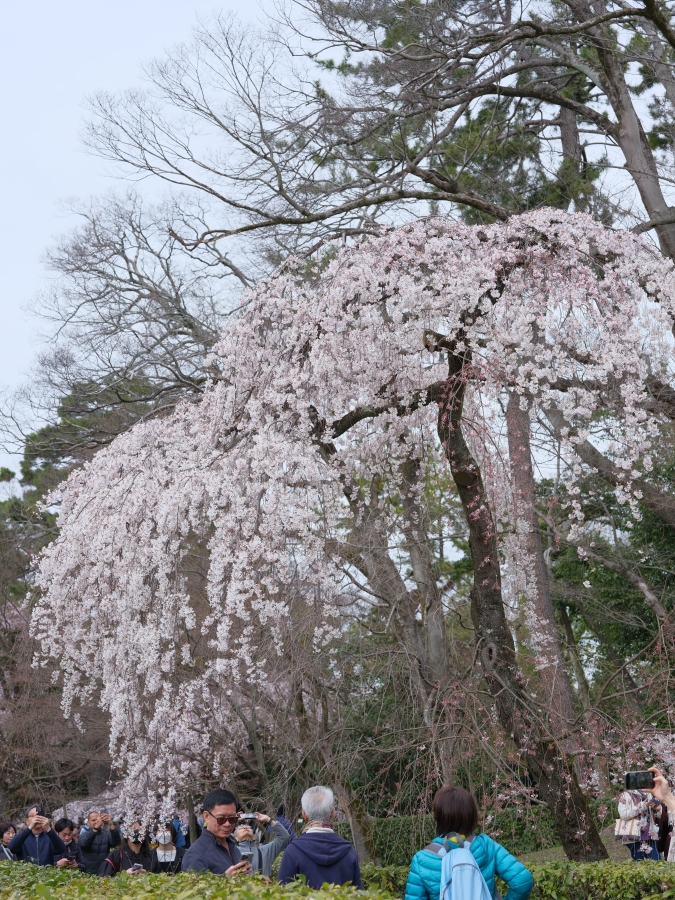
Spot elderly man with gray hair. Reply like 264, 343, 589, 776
278, 786, 362, 889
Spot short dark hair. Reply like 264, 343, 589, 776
55, 818, 75, 832
432, 785, 478, 837
203, 788, 238, 812
0, 823, 15, 837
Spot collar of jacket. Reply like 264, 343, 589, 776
203, 829, 237, 854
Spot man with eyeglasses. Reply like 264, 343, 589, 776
181, 789, 251, 875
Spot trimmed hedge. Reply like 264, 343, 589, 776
337, 803, 615, 865
4, 860, 675, 900
363, 861, 675, 899
336, 808, 559, 865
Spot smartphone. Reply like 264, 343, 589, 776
625, 771, 655, 790
130, 863, 145, 872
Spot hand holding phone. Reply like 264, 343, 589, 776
625, 771, 656, 791
226, 860, 251, 877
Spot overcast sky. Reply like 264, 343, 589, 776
0, 0, 256, 472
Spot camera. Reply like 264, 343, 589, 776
625, 771, 656, 791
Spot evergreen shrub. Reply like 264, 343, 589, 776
336, 806, 562, 865
4, 859, 675, 900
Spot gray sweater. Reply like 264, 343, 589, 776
244, 822, 290, 877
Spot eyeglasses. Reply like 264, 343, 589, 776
207, 813, 239, 826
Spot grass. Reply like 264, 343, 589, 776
518, 826, 632, 865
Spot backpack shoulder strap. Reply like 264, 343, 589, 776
423, 842, 444, 855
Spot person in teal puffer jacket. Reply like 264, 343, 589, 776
404, 786, 533, 900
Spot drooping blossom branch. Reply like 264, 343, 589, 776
31, 210, 675, 814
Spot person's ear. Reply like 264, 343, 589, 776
301, 811, 309, 822
329, 809, 335, 820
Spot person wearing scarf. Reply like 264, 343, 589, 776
278, 786, 361, 889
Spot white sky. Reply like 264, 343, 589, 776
0, 0, 255, 474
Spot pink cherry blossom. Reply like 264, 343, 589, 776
31, 210, 675, 806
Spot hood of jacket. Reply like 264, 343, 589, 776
292, 832, 354, 865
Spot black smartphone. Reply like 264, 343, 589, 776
625, 771, 655, 790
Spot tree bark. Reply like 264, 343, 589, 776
564, 0, 675, 259
187, 794, 198, 845
437, 353, 607, 861
506, 394, 579, 739
334, 783, 377, 863
557, 603, 592, 711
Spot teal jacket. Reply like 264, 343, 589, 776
404, 835, 533, 900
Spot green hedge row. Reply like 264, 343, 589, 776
336, 808, 559, 865
361, 861, 675, 899
4, 860, 675, 900
336, 802, 617, 865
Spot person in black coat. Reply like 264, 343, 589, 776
98, 821, 152, 877
8, 806, 66, 866
54, 818, 85, 871
150, 823, 186, 874
79, 810, 122, 875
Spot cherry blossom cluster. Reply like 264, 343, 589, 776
31, 210, 675, 803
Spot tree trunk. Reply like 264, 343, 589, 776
437, 353, 607, 861
506, 393, 579, 739
566, 0, 675, 258
187, 794, 198, 845
334, 783, 377, 863
557, 604, 592, 711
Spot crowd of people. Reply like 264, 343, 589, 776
1, 767, 674, 897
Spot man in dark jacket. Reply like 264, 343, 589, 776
78, 810, 121, 875
278, 786, 362, 889
181, 789, 251, 876
8, 805, 66, 866
54, 818, 86, 870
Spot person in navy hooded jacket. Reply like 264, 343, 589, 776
278, 787, 361, 889
8, 805, 66, 866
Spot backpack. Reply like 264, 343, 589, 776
424, 835, 494, 900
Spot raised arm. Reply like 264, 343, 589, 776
650, 767, 675, 816
260, 820, 290, 865
78, 828, 98, 851
7, 828, 31, 853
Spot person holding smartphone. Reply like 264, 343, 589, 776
54, 819, 85, 870
618, 772, 664, 860
79, 810, 121, 874
234, 811, 289, 877
181, 789, 251, 876
97, 821, 152, 876
7, 805, 66, 866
